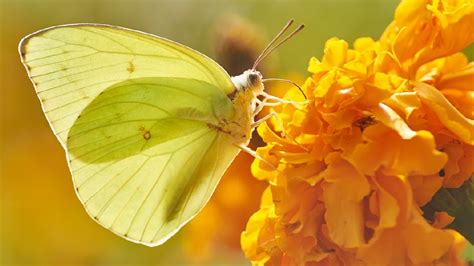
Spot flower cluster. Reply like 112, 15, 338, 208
242, 0, 474, 265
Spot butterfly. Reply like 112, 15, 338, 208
19, 19, 304, 246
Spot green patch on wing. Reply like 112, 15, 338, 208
68, 77, 234, 163
65, 77, 240, 246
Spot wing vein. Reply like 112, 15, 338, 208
80, 101, 172, 118
76, 27, 133, 54
95, 157, 152, 220
123, 153, 174, 237
26, 50, 98, 64
35, 61, 127, 84
150, 133, 217, 242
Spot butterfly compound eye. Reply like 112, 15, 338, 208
248, 72, 262, 87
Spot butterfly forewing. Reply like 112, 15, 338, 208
19, 24, 235, 145
20, 25, 241, 246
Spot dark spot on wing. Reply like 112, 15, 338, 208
143, 131, 151, 140
127, 62, 135, 73
139, 126, 145, 131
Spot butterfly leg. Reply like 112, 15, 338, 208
252, 111, 309, 152
234, 143, 282, 175
254, 95, 308, 116
259, 91, 310, 107
253, 98, 269, 116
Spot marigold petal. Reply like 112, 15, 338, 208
321, 108, 359, 130
357, 228, 406, 266
241, 188, 274, 265
324, 127, 362, 155
373, 103, 417, 139
442, 143, 474, 188
323, 153, 370, 201
449, 230, 470, 263
323, 182, 366, 248
343, 60, 367, 76
251, 145, 280, 184
409, 174, 443, 206
432, 211, 455, 228
308, 57, 326, 75
375, 174, 413, 227
403, 211, 454, 264
383, 91, 422, 120
414, 82, 474, 144
374, 51, 403, 74
314, 69, 337, 98
353, 37, 377, 52
282, 161, 325, 186
417, 53, 473, 92
323, 38, 349, 67
439, 63, 474, 91
347, 122, 447, 176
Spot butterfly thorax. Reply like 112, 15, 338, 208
219, 70, 263, 145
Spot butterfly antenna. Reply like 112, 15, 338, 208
256, 25, 304, 67
252, 19, 294, 70
262, 78, 307, 99
252, 21, 304, 70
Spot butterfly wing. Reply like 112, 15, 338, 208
20, 25, 241, 246
68, 77, 240, 246
19, 24, 235, 145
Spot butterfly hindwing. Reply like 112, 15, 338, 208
72, 78, 240, 246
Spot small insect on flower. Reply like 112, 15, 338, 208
19, 19, 307, 246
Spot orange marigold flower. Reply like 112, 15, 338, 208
242, 0, 473, 265
380, 0, 474, 76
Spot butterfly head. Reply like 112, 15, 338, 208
231, 69, 263, 94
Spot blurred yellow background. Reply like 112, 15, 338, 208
2, 0, 471, 265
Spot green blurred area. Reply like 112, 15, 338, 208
5, 0, 469, 265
